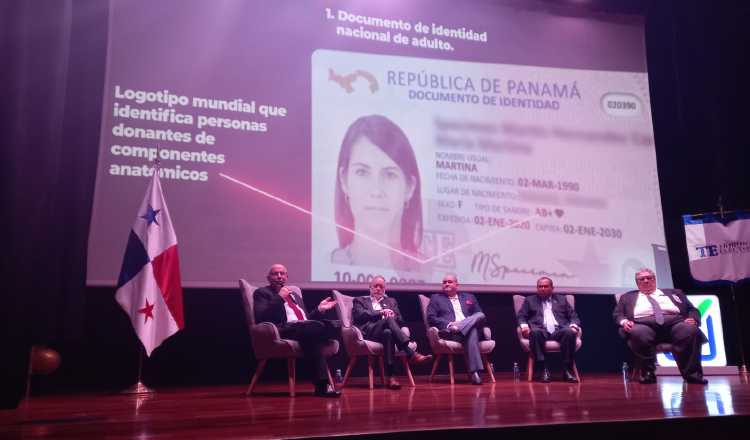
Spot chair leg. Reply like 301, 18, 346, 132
402, 357, 416, 387
448, 355, 455, 385
247, 359, 267, 396
483, 355, 496, 383
367, 356, 374, 389
429, 354, 442, 382
463, 354, 471, 382
527, 353, 534, 382
342, 356, 357, 388
631, 364, 640, 380
630, 353, 641, 380
378, 356, 386, 386
572, 361, 581, 383
327, 366, 335, 388
287, 358, 296, 397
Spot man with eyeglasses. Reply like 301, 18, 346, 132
352, 276, 432, 389
614, 268, 707, 384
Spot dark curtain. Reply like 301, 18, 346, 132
646, 3, 750, 369
647, 2, 750, 282
0, 0, 107, 408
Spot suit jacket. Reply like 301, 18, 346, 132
253, 285, 322, 326
613, 288, 701, 326
517, 294, 580, 330
351, 295, 405, 337
426, 292, 482, 331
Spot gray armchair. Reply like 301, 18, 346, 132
614, 292, 673, 379
332, 291, 417, 388
239, 279, 339, 396
512, 294, 582, 382
417, 294, 496, 385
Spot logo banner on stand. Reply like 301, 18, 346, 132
683, 210, 750, 283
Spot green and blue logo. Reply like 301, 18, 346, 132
657, 294, 727, 367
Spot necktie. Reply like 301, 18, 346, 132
285, 295, 304, 321
645, 294, 664, 325
543, 299, 556, 334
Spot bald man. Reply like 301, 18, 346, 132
253, 264, 340, 397
426, 274, 487, 385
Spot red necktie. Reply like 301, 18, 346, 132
285, 296, 304, 321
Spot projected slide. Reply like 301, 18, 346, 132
87, 0, 669, 291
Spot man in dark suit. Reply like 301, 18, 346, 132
614, 268, 707, 385
517, 277, 581, 383
352, 276, 432, 389
253, 263, 341, 397
427, 274, 487, 385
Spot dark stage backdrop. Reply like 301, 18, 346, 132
1, 0, 749, 402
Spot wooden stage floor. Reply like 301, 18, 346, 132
2, 374, 749, 439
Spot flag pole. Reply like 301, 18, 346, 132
116, 152, 183, 392
121, 345, 154, 394
122, 158, 160, 395
717, 197, 748, 375
730, 283, 748, 375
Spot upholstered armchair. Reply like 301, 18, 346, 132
417, 294, 496, 384
239, 279, 339, 396
332, 290, 417, 388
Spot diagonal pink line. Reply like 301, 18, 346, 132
219, 173, 536, 265
420, 213, 539, 264
219, 173, 421, 262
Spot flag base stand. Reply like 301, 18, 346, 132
121, 381, 154, 394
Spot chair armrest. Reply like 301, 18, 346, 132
251, 322, 281, 341
515, 326, 528, 342
342, 326, 364, 343
426, 326, 441, 346
249, 322, 290, 359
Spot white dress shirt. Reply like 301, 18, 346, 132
542, 299, 559, 333
448, 295, 466, 322
519, 296, 580, 332
283, 296, 307, 323
633, 289, 680, 319
370, 296, 383, 312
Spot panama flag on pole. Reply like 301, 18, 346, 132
116, 170, 185, 356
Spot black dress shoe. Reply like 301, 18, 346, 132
563, 370, 579, 383
387, 377, 402, 390
409, 352, 433, 365
536, 368, 551, 383
685, 375, 708, 385
314, 383, 341, 397
639, 371, 657, 384
470, 371, 482, 385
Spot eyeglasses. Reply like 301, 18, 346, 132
636, 276, 655, 281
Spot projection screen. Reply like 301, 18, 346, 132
87, 0, 672, 292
